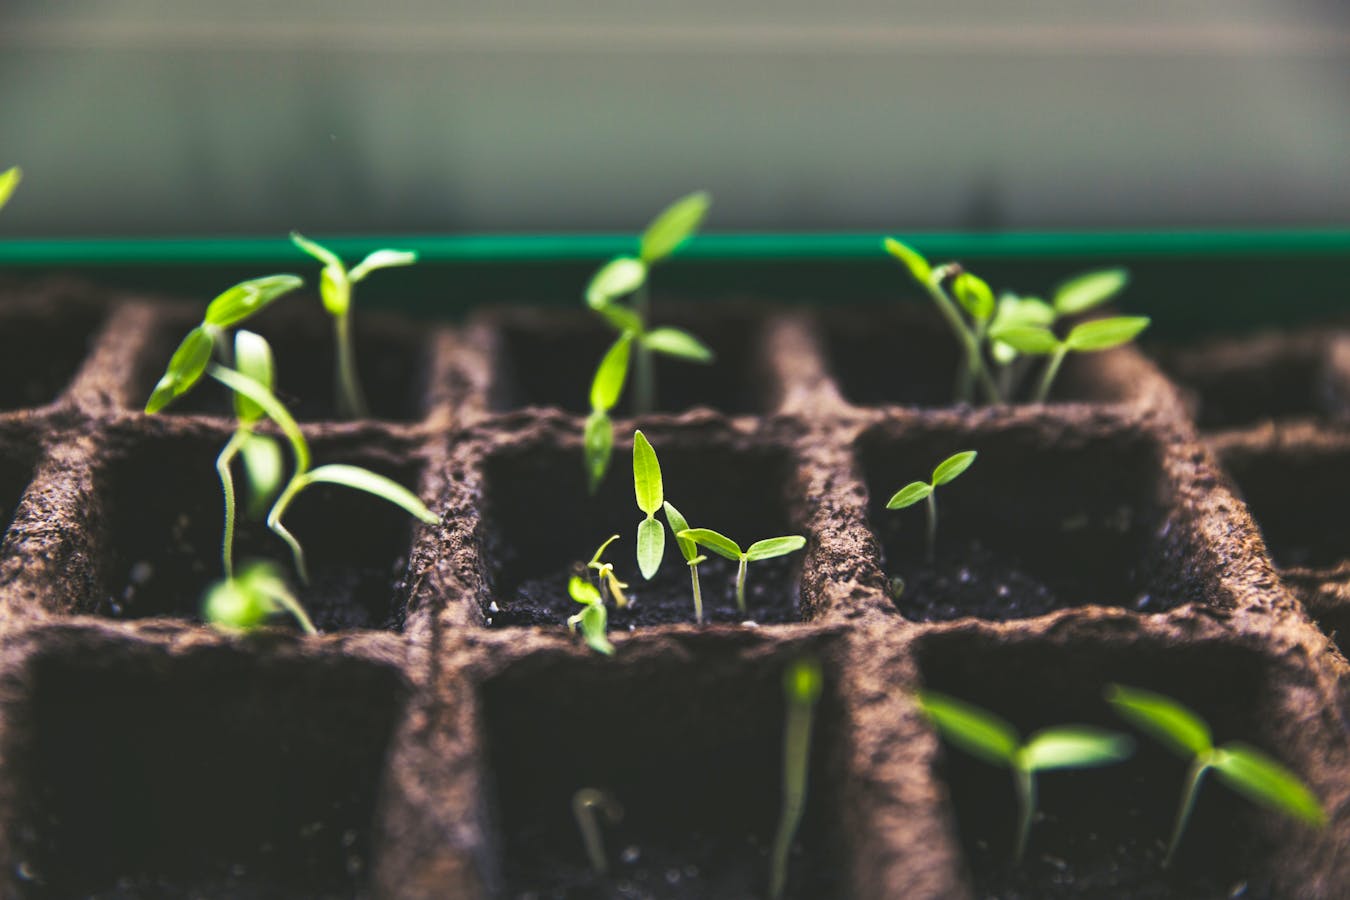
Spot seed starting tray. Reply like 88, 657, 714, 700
0, 277, 1345, 899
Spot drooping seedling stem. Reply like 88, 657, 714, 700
769, 656, 824, 900
572, 787, 623, 875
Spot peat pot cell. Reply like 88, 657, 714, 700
0, 302, 104, 410
5, 643, 405, 898
135, 310, 430, 422
0, 437, 36, 546
481, 646, 845, 899
480, 439, 804, 627
918, 632, 1297, 898
822, 305, 1130, 409
92, 433, 423, 631
859, 423, 1182, 622
1217, 443, 1350, 572
486, 312, 768, 415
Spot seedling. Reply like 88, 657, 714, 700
886, 450, 977, 564
632, 430, 666, 580
572, 787, 623, 875
583, 193, 714, 490
202, 559, 316, 635
291, 232, 417, 419
586, 534, 630, 609
917, 690, 1133, 861
1106, 684, 1325, 867
769, 656, 824, 900
0, 166, 20, 212
662, 501, 707, 624
676, 528, 806, 615
567, 576, 614, 656
991, 315, 1151, 403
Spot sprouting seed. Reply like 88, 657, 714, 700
662, 501, 708, 624
886, 451, 977, 564
917, 690, 1133, 861
769, 656, 824, 900
587, 534, 630, 609
676, 528, 806, 616
572, 787, 623, 875
567, 576, 614, 656
291, 232, 417, 419
1106, 684, 1325, 867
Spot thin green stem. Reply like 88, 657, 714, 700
769, 689, 817, 900
633, 283, 655, 414
334, 311, 369, 419
271, 588, 319, 635
690, 562, 704, 625
1035, 345, 1070, 404
572, 788, 621, 876
1014, 765, 1036, 862
215, 430, 248, 578
736, 555, 748, 614
925, 491, 938, 564
267, 477, 310, 585
1165, 757, 1211, 868
922, 277, 1001, 404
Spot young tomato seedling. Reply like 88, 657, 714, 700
572, 787, 623, 876
662, 501, 707, 624
887, 450, 977, 564
991, 314, 1150, 403
291, 232, 417, 419
583, 193, 714, 490
917, 690, 1133, 861
0, 166, 21, 212
769, 656, 824, 900
632, 430, 667, 580
1106, 684, 1325, 867
202, 559, 316, 635
567, 575, 615, 656
676, 528, 806, 616
586, 534, 630, 609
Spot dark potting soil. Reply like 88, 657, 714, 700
0, 303, 104, 410
489, 553, 800, 630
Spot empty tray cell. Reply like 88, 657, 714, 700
484, 308, 771, 415
4, 639, 406, 898
479, 640, 846, 899
0, 290, 105, 410
916, 630, 1306, 898
821, 304, 1142, 409
478, 431, 805, 627
90, 428, 426, 631
858, 419, 1186, 621
133, 303, 431, 422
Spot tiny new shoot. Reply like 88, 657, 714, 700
1106, 684, 1325, 867
572, 787, 623, 876
587, 534, 630, 609
677, 528, 806, 616
917, 690, 1133, 861
568, 576, 615, 656
203, 559, 316, 635
0, 166, 21, 212
887, 451, 977, 564
991, 314, 1150, 404
291, 232, 417, 419
769, 656, 824, 900
663, 501, 707, 624
632, 430, 666, 580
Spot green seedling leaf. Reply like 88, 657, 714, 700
589, 534, 622, 567
678, 528, 742, 561
232, 330, 275, 424
640, 190, 711, 264
745, 535, 807, 561
632, 431, 663, 515
208, 364, 310, 473
886, 481, 932, 509
1020, 727, 1134, 771
953, 273, 995, 321
1212, 744, 1326, 826
590, 333, 633, 412
785, 656, 824, 704
0, 166, 20, 211
1105, 684, 1212, 757
350, 248, 417, 282
567, 576, 614, 655
586, 256, 647, 309
883, 237, 932, 284
642, 327, 714, 363
637, 517, 665, 580
917, 691, 1018, 767
203, 574, 271, 631
239, 433, 284, 517
593, 303, 643, 335
146, 325, 215, 413
584, 409, 613, 493
203, 274, 304, 328
301, 463, 438, 524
663, 501, 698, 562
989, 325, 1060, 355
1054, 268, 1129, 316
318, 264, 351, 317
570, 575, 603, 606
290, 231, 343, 269
994, 294, 1056, 330
1065, 316, 1151, 352
932, 450, 977, 486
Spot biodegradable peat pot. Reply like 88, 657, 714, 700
0, 281, 1345, 900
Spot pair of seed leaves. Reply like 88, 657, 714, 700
886, 450, 977, 510
290, 232, 416, 319
632, 431, 805, 578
